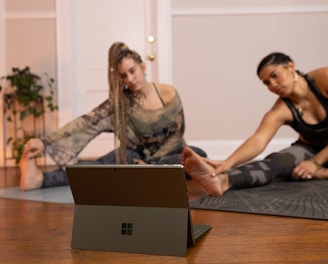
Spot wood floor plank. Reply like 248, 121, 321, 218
1, 166, 328, 263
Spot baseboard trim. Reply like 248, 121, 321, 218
27, 138, 297, 168
188, 138, 296, 160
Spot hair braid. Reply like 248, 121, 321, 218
108, 42, 129, 163
108, 43, 144, 164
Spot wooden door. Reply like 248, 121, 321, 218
56, 0, 159, 159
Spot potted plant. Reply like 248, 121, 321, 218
0, 66, 58, 164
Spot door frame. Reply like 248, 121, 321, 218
155, 0, 172, 84
56, 0, 172, 127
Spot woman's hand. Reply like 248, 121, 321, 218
23, 138, 45, 158
292, 159, 322, 180
204, 158, 230, 176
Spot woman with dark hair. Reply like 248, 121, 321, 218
20, 42, 207, 191
182, 52, 328, 196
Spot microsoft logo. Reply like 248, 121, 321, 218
121, 223, 133, 235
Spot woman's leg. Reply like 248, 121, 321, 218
158, 145, 207, 178
183, 142, 318, 196
42, 168, 70, 188
19, 154, 70, 190
229, 142, 317, 189
87, 149, 142, 164
182, 147, 229, 195
43, 149, 142, 188
20, 148, 143, 190
42, 149, 143, 189
19, 155, 44, 191
158, 145, 207, 164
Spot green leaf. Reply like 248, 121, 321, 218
2, 66, 59, 163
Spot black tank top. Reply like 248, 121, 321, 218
282, 73, 328, 146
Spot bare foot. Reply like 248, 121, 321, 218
182, 147, 229, 196
19, 154, 43, 191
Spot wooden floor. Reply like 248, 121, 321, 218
1, 166, 328, 264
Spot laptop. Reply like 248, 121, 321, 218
66, 164, 211, 257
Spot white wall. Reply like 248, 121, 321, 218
1, 0, 328, 166
0, 0, 57, 166
170, 0, 328, 158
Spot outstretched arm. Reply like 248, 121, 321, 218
212, 100, 288, 175
24, 99, 114, 167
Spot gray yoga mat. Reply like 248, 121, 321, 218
189, 180, 328, 220
0, 185, 74, 204
1, 180, 327, 220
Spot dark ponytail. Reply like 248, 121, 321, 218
257, 52, 294, 76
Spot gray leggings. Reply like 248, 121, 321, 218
228, 141, 325, 189
41, 146, 207, 188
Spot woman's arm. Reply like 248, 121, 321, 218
213, 99, 289, 174
310, 146, 328, 179
296, 67, 328, 179
41, 99, 114, 166
292, 145, 328, 180
307, 67, 328, 98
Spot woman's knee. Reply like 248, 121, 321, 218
188, 146, 207, 158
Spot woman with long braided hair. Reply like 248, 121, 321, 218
19, 42, 207, 191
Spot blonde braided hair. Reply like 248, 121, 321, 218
108, 42, 143, 163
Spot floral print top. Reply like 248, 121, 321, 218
42, 88, 186, 166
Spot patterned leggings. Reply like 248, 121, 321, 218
41, 145, 207, 188
228, 141, 325, 189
